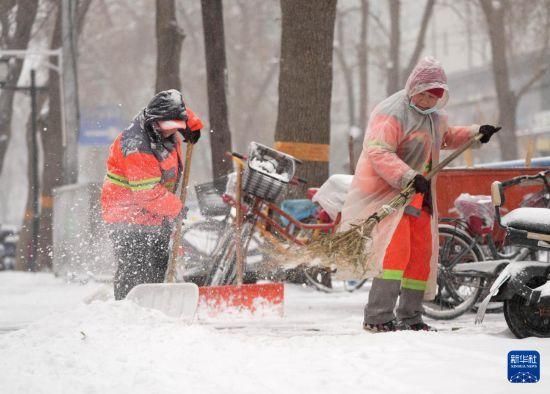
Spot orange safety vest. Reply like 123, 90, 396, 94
101, 109, 202, 227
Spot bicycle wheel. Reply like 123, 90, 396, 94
504, 276, 550, 338
205, 217, 274, 286
422, 225, 485, 320
205, 226, 238, 286
178, 218, 230, 285
218, 221, 259, 285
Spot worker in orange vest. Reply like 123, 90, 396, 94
101, 89, 203, 300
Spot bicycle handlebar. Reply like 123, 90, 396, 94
500, 169, 550, 189
230, 152, 246, 160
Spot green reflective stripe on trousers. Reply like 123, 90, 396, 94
382, 269, 403, 281
401, 278, 427, 291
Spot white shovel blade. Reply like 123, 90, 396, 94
126, 283, 199, 321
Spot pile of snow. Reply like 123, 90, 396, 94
1, 272, 549, 393
0, 272, 100, 332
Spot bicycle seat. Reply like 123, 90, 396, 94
502, 208, 550, 235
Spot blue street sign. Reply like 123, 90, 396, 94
79, 106, 126, 146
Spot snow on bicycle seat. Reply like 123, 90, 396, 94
502, 207, 550, 235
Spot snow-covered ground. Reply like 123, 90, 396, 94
0, 271, 548, 394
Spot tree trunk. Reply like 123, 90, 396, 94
387, 0, 401, 96
61, 0, 80, 185
480, 0, 518, 160
0, 0, 39, 177
353, 0, 370, 174
275, 0, 337, 188
334, 13, 356, 174
358, 0, 369, 132
14, 116, 36, 271
34, 1, 90, 270
201, 0, 233, 178
155, 0, 184, 92
27, 6, 63, 271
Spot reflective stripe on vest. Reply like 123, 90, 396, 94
106, 172, 161, 191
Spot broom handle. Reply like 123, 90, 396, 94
165, 142, 194, 283
373, 132, 483, 222
426, 132, 482, 180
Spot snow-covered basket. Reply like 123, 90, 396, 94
243, 142, 297, 202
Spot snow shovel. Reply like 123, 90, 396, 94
197, 151, 284, 317
126, 142, 199, 320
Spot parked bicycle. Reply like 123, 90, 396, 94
423, 169, 550, 320
475, 170, 550, 337
177, 142, 353, 291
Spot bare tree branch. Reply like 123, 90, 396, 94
368, 9, 389, 38
243, 60, 278, 131
76, 0, 92, 37
386, 0, 400, 95
516, 66, 550, 100
334, 12, 355, 128
179, 2, 199, 49
0, 0, 17, 46
402, 0, 436, 80
96, 0, 115, 27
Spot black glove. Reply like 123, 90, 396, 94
180, 128, 201, 144
164, 206, 188, 228
177, 206, 188, 221
479, 125, 501, 143
412, 174, 430, 194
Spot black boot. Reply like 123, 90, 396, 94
363, 319, 401, 333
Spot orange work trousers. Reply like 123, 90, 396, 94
381, 201, 432, 290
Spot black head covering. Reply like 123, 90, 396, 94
144, 89, 188, 125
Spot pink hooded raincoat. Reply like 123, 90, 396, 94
340, 57, 479, 300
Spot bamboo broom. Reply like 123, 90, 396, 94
307, 132, 484, 274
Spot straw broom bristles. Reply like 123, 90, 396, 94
307, 183, 417, 272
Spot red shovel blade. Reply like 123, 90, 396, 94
198, 283, 284, 317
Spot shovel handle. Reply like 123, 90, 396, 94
234, 159, 245, 286
165, 143, 194, 283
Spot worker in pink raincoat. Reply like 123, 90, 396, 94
340, 57, 500, 332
